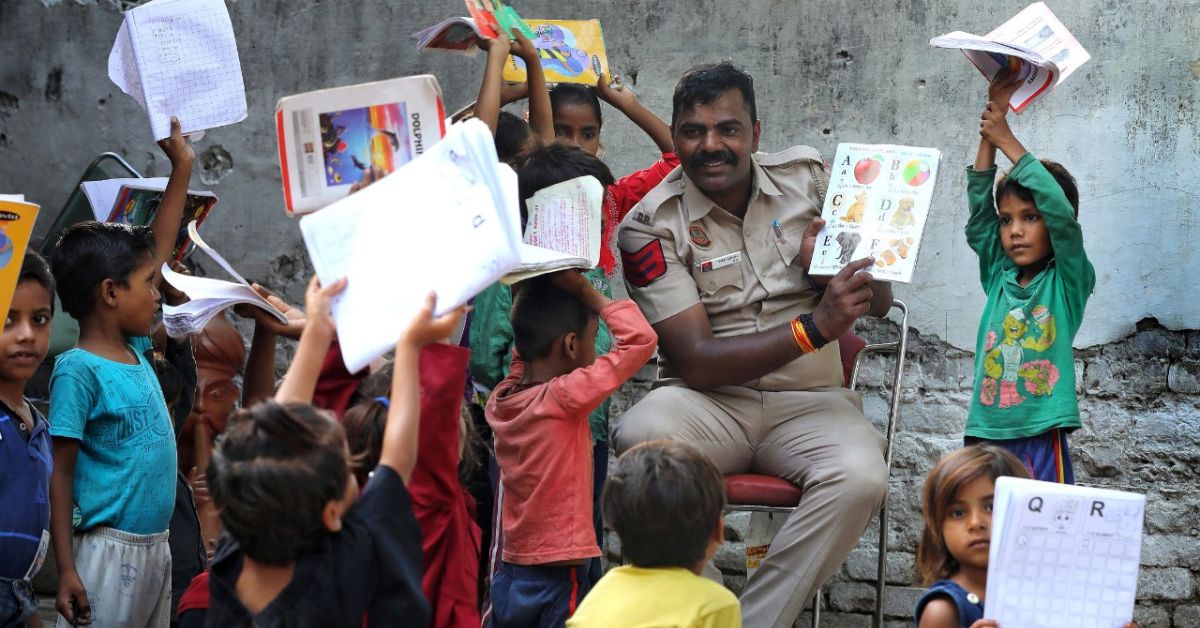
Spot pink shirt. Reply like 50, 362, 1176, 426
485, 300, 657, 565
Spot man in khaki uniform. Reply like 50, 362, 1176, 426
615, 62, 893, 628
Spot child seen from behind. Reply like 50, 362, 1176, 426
965, 69, 1096, 483
485, 270, 657, 626
568, 440, 740, 628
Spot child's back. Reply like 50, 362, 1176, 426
568, 440, 739, 628
485, 272, 656, 624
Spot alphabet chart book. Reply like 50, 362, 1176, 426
986, 477, 1144, 628
108, 0, 247, 140
809, 143, 942, 283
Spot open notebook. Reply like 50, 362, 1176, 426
161, 222, 287, 337
502, 174, 603, 284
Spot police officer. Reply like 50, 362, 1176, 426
616, 62, 893, 628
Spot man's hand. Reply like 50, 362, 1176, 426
811, 257, 875, 341
399, 292, 466, 348
157, 116, 195, 168
56, 569, 92, 625
595, 73, 637, 111
234, 284, 306, 340
797, 217, 825, 276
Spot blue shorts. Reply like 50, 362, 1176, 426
966, 428, 1074, 484
0, 577, 37, 628
489, 562, 592, 628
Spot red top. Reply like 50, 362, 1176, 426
312, 340, 366, 419
410, 343, 481, 628
600, 153, 680, 276
485, 301, 657, 565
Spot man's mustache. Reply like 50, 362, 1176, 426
688, 150, 738, 169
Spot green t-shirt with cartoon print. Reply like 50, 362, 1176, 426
964, 152, 1095, 440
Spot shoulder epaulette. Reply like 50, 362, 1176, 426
626, 168, 686, 226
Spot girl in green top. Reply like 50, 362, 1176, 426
963, 69, 1095, 484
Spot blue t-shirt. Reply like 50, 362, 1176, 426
913, 579, 984, 628
49, 336, 176, 535
0, 400, 51, 579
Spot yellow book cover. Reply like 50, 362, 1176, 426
502, 20, 609, 85
0, 199, 39, 317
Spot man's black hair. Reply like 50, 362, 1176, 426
549, 83, 603, 128
495, 110, 534, 166
995, 159, 1080, 219
603, 440, 726, 569
517, 143, 615, 224
671, 61, 757, 128
510, 276, 592, 362
50, 221, 156, 319
17, 251, 55, 314
207, 400, 349, 565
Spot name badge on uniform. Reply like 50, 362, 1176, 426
699, 251, 742, 272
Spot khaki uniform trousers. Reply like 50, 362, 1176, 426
614, 384, 888, 628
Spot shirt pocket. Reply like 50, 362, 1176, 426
773, 228, 805, 267
691, 252, 746, 297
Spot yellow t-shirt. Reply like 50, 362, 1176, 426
567, 565, 741, 628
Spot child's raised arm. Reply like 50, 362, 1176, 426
975, 66, 1024, 170
379, 293, 466, 484
474, 30, 514, 136
152, 117, 195, 268
509, 32, 554, 142
274, 275, 345, 405
596, 74, 673, 153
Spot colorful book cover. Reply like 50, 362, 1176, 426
809, 143, 942, 283
0, 199, 40, 317
107, 186, 218, 260
502, 20, 609, 85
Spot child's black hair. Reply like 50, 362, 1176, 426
17, 251, 55, 314
602, 440, 725, 569
342, 399, 386, 489
151, 354, 184, 411
517, 143, 615, 223
995, 160, 1080, 218
50, 221, 156, 319
495, 110, 534, 167
510, 276, 592, 362
671, 61, 757, 128
207, 400, 349, 565
549, 83, 603, 128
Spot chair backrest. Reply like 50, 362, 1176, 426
39, 153, 143, 359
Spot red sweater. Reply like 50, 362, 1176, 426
600, 153, 680, 276
485, 301, 657, 565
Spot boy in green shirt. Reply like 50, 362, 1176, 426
963, 70, 1095, 483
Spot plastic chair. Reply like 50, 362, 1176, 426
723, 300, 910, 627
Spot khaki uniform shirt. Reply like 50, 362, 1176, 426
617, 146, 843, 391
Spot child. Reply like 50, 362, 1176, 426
485, 270, 657, 626
344, 343, 481, 628
965, 69, 1096, 483
913, 445, 1138, 628
568, 440, 740, 628
48, 118, 193, 628
0, 252, 56, 628
199, 274, 464, 626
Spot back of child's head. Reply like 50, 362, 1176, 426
995, 160, 1079, 218
342, 398, 387, 488
495, 110, 534, 167
549, 83, 602, 127
510, 276, 592, 362
50, 221, 156, 320
517, 143, 615, 223
672, 61, 757, 128
207, 399, 350, 565
17, 251, 55, 310
917, 444, 1029, 584
603, 440, 725, 569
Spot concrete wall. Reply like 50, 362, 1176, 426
4, 1, 1199, 626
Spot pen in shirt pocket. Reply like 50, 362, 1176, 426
772, 220, 787, 243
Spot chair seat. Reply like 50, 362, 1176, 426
724, 474, 804, 508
